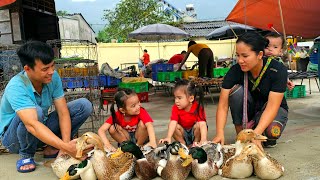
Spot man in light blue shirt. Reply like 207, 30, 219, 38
0, 41, 92, 173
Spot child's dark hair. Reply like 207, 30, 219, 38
264, 32, 285, 49
17, 41, 54, 69
236, 31, 269, 55
110, 88, 137, 131
174, 79, 205, 120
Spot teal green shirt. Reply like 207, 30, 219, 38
0, 71, 64, 135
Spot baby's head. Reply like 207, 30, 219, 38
112, 88, 140, 116
264, 32, 285, 56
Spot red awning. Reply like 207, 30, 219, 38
0, 0, 16, 7
226, 0, 320, 39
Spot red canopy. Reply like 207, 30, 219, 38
0, 0, 16, 7
226, 0, 320, 39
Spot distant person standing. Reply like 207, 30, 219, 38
139, 49, 150, 77
178, 41, 214, 78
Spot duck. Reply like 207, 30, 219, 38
156, 141, 191, 180
76, 132, 135, 180
218, 140, 254, 179
218, 129, 268, 179
60, 159, 96, 180
236, 143, 285, 179
111, 140, 168, 180
221, 129, 268, 166
179, 145, 220, 180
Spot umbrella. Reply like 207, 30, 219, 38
226, 0, 320, 39
129, 23, 190, 58
0, 0, 16, 7
206, 24, 255, 40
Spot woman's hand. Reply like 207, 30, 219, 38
251, 139, 264, 151
159, 137, 171, 145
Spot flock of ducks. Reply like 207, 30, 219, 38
51, 129, 284, 180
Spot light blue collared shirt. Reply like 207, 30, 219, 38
0, 71, 64, 135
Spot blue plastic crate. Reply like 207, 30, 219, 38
83, 77, 89, 88
90, 76, 99, 87
106, 76, 121, 87
99, 75, 107, 87
152, 63, 174, 73
310, 53, 318, 64
65, 77, 77, 89
75, 77, 84, 88
151, 73, 158, 81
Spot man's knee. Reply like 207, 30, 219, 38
265, 121, 284, 140
77, 98, 93, 115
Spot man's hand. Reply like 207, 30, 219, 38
63, 139, 94, 160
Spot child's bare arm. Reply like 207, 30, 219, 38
199, 121, 208, 143
98, 123, 115, 151
145, 122, 157, 148
159, 120, 178, 144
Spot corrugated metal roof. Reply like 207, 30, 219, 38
182, 20, 238, 37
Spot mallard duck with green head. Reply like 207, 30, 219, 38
77, 132, 135, 180
179, 146, 219, 180
60, 159, 96, 180
112, 140, 168, 180
156, 141, 191, 180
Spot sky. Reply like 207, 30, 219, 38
55, 0, 238, 32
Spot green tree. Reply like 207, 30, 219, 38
57, 10, 69, 16
99, 0, 177, 42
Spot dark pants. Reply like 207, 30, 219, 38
229, 85, 288, 140
198, 48, 214, 78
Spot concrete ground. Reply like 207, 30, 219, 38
1, 78, 320, 180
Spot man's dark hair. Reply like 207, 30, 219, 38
181, 50, 187, 54
188, 41, 197, 48
17, 41, 54, 69
144, 49, 148, 53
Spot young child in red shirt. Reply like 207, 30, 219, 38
159, 79, 208, 146
98, 89, 157, 151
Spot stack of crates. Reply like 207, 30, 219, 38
58, 67, 100, 89
119, 81, 149, 102
213, 67, 230, 78
285, 85, 306, 99
151, 63, 179, 82
157, 71, 182, 82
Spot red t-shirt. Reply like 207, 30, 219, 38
105, 107, 153, 132
168, 54, 184, 64
143, 53, 150, 65
170, 101, 206, 129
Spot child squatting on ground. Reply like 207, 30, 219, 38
159, 79, 208, 147
264, 32, 295, 90
98, 88, 157, 151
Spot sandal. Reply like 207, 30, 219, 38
16, 158, 36, 173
